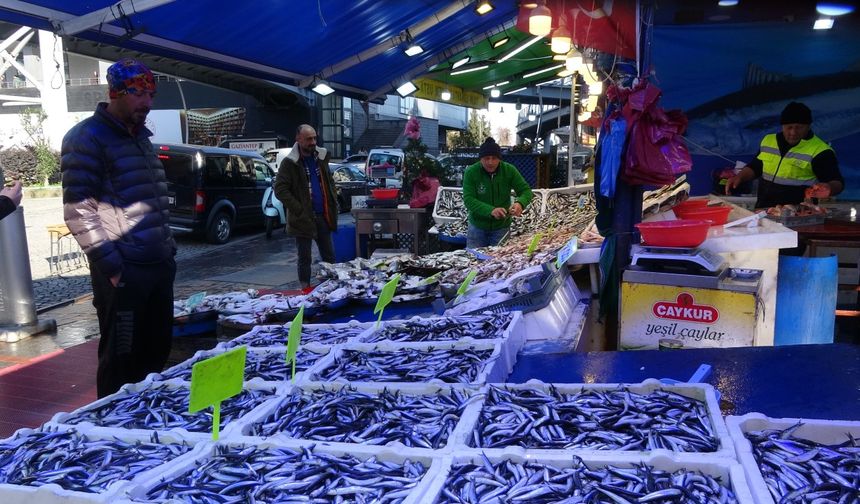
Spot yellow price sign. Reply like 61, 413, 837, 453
189, 346, 247, 440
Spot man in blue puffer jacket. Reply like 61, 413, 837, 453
62, 59, 176, 398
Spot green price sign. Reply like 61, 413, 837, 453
374, 273, 401, 325
189, 346, 247, 440
527, 234, 542, 257
420, 272, 441, 285
286, 306, 304, 383
457, 269, 478, 296
185, 291, 206, 311
556, 236, 579, 268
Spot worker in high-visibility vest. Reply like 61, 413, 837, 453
725, 101, 844, 208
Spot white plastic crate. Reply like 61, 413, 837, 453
221, 320, 374, 348
422, 449, 754, 504
726, 413, 860, 504
450, 379, 734, 461
432, 187, 466, 226
235, 381, 484, 455
0, 425, 199, 504
120, 439, 444, 504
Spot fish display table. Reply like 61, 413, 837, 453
508, 343, 860, 421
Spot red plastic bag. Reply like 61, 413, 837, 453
409, 174, 440, 209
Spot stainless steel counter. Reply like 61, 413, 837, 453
351, 207, 429, 257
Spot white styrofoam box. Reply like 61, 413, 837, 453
363, 312, 523, 346
154, 342, 331, 389
449, 379, 734, 461
510, 272, 585, 342
432, 187, 466, 226
421, 449, 754, 504
47, 379, 279, 442
221, 320, 375, 348
122, 438, 444, 504
726, 413, 860, 504
541, 183, 595, 215
0, 425, 201, 504
307, 339, 510, 387
235, 381, 484, 455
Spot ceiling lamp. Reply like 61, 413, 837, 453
441, 89, 452, 101
311, 81, 335, 96
492, 36, 510, 48
528, 1, 552, 36
451, 56, 470, 69
498, 35, 544, 62
450, 64, 489, 76
521, 1, 538, 7
404, 44, 424, 57
522, 63, 565, 79
490, 88, 501, 98
396, 81, 418, 97
816, 2, 855, 16
475, 0, 494, 15
813, 17, 835, 29
504, 86, 527, 95
482, 81, 510, 89
588, 81, 603, 95
565, 50, 583, 72
717, 0, 738, 6
550, 19, 571, 54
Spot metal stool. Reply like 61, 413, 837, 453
46, 224, 86, 275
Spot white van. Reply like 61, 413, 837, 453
365, 148, 405, 187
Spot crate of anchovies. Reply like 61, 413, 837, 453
221, 319, 375, 348
726, 413, 860, 504
450, 379, 735, 461
47, 378, 279, 442
306, 340, 508, 387
234, 381, 484, 455
421, 450, 754, 504
155, 342, 330, 389
118, 439, 445, 504
0, 424, 200, 504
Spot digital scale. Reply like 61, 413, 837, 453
627, 245, 761, 292
631, 245, 726, 273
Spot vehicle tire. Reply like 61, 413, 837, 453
207, 211, 232, 244
265, 216, 276, 239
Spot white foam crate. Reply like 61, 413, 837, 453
726, 413, 860, 504
47, 378, 279, 442
449, 379, 734, 461
154, 342, 331, 390
234, 381, 485, 455
221, 320, 375, 348
422, 449, 754, 504
119, 438, 445, 504
306, 339, 511, 387
0, 424, 200, 504
432, 187, 466, 226
361, 312, 524, 351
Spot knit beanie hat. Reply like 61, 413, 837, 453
107, 59, 155, 99
479, 137, 502, 158
780, 102, 812, 125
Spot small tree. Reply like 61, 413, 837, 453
20, 107, 58, 186
463, 110, 491, 147
401, 116, 444, 201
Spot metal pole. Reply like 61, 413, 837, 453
568, 74, 578, 185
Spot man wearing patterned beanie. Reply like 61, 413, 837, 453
725, 101, 844, 209
61, 59, 177, 397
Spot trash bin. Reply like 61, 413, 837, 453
0, 206, 56, 341
774, 254, 837, 345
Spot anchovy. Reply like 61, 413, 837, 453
137, 444, 427, 503
440, 455, 738, 503
226, 323, 369, 347
746, 421, 860, 503
249, 385, 477, 449
363, 314, 514, 343
473, 385, 719, 452
0, 427, 191, 494
315, 347, 495, 384
436, 189, 468, 220
61, 382, 276, 433
160, 348, 327, 382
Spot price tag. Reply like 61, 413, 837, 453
457, 269, 478, 296
374, 274, 401, 326
556, 236, 579, 268
185, 291, 206, 311
286, 306, 304, 383
527, 234, 542, 257
420, 272, 441, 285
189, 346, 246, 441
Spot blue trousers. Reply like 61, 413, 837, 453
466, 223, 508, 249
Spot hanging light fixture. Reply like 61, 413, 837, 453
565, 50, 583, 72
515, 99, 522, 111
451, 56, 470, 69
475, 0, 494, 15
587, 81, 603, 96
311, 80, 335, 96
550, 17, 571, 54
490, 88, 501, 98
396, 81, 418, 97
528, 1, 552, 36
404, 44, 424, 57
492, 36, 510, 48
441, 88, 452, 101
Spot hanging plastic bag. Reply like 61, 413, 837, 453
409, 173, 440, 208
598, 117, 627, 199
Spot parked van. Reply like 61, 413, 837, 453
365, 148, 405, 186
156, 143, 274, 244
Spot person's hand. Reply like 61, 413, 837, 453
491, 207, 508, 219
724, 175, 741, 195
805, 182, 832, 199
109, 273, 122, 287
0, 180, 22, 206
509, 201, 523, 217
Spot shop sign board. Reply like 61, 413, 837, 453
620, 282, 756, 350
414, 78, 488, 109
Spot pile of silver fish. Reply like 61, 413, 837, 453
472, 386, 718, 452
440, 249, 556, 285
138, 444, 427, 503
396, 249, 478, 274
226, 324, 368, 347
62, 382, 275, 432
161, 348, 327, 382
745, 422, 860, 503
363, 314, 514, 343
317, 347, 495, 384
311, 272, 437, 304
440, 454, 738, 503
507, 193, 545, 239
435, 189, 468, 220
0, 428, 192, 494
173, 289, 260, 317
438, 219, 468, 238
249, 386, 476, 449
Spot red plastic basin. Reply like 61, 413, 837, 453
371, 188, 399, 200
673, 204, 731, 225
636, 219, 712, 248
672, 199, 710, 214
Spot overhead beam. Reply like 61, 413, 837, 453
297, 0, 474, 89
0, 25, 32, 54
0, 28, 34, 76
51, 0, 177, 36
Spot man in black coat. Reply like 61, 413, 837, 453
61, 59, 176, 398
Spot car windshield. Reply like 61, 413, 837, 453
333, 165, 367, 182
368, 154, 401, 168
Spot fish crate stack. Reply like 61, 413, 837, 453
726, 413, 860, 504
